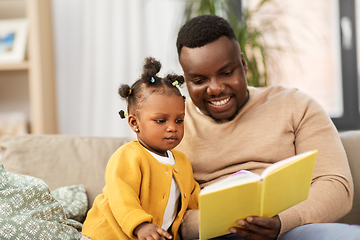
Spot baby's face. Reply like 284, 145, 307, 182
135, 92, 185, 157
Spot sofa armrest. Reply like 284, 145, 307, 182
338, 130, 360, 225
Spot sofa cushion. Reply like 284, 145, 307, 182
0, 134, 131, 208
338, 130, 360, 224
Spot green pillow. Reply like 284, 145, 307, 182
0, 162, 83, 240
51, 185, 88, 223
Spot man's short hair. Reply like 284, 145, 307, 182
176, 14, 238, 56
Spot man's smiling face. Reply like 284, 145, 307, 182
179, 36, 249, 121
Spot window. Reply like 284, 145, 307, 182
332, 0, 360, 130
260, 0, 360, 130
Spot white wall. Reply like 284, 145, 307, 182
51, 0, 186, 138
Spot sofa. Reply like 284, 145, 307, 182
0, 131, 359, 227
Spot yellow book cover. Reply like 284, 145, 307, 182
199, 150, 318, 240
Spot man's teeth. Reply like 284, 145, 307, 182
210, 97, 230, 106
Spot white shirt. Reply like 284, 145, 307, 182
147, 150, 180, 231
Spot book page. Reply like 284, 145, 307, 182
261, 150, 317, 217
201, 170, 260, 194
260, 151, 315, 178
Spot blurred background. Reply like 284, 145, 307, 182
0, 0, 360, 139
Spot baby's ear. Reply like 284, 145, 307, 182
128, 114, 139, 133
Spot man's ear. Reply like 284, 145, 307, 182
128, 114, 139, 133
240, 52, 248, 74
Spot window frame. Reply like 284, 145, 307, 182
331, 0, 360, 130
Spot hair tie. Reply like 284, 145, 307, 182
128, 89, 132, 95
118, 110, 129, 119
172, 80, 179, 86
151, 77, 155, 83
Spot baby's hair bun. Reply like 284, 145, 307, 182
118, 110, 126, 119
118, 84, 132, 99
165, 74, 185, 87
142, 57, 161, 82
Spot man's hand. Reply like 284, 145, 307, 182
229, 215, 281, 240
134, 222, 173, 240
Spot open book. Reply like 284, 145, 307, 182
199, 150, 318, 240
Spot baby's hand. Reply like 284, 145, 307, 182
134, 222, 173, 240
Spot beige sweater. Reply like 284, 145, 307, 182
177, 86, 353, 236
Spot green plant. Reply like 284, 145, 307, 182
183, 0, 286, 87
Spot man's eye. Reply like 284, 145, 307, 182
222, 70, 233, 76
192, 78, 204, 85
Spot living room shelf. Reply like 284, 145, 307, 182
0, 62, 29, 71
0, 0, 58, 134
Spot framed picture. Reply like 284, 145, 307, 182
0, 19, 28, 64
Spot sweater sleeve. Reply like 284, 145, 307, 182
278, 90, 353, 235
103, 144, 153, 238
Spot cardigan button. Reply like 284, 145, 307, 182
174, 167, 179, 173
184, 193, 187, 198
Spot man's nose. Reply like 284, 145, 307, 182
207, 78, 225, 96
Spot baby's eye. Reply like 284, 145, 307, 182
155, 119, 166, 123
175, 119, 184, 124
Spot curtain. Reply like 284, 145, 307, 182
51, 0, 186, 137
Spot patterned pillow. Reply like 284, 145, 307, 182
0, 162, 83, 240
51, 185, 88, 223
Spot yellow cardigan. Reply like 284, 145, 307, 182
82, 141, 200, 240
